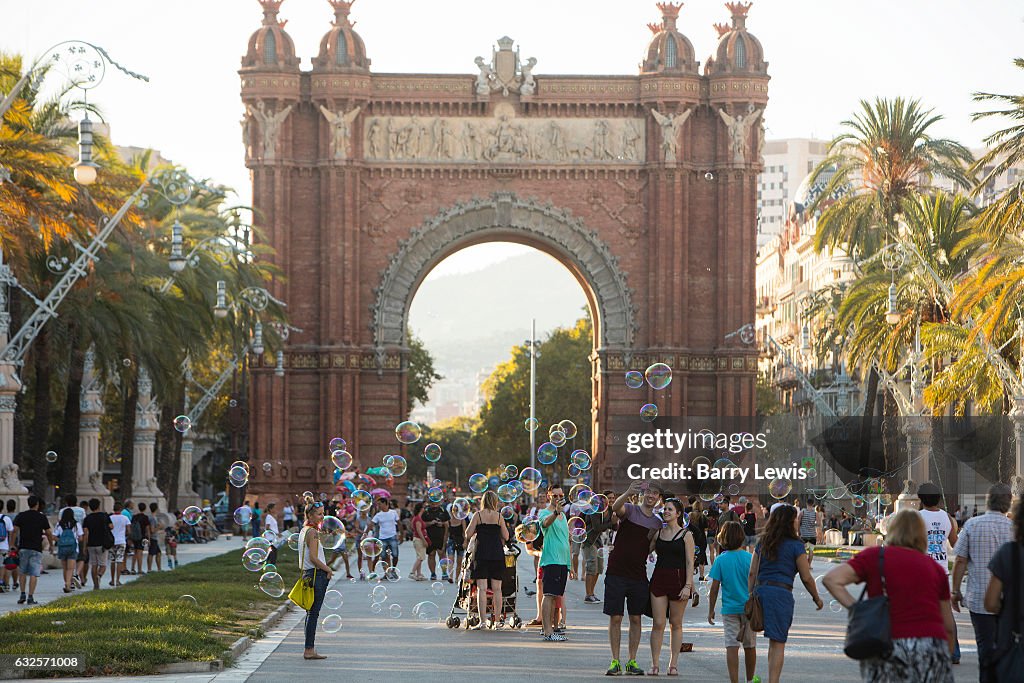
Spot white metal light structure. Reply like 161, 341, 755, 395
800, 323, 811, 353
72, 114, 98, 185
168, 220, 186, 272
251, 321, 264, 356
274, 350, 284, 377
214, 280, 229, 319
885, 282, 901, 325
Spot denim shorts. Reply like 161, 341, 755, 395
380, 536, 399, 560
18, 548, 43, 577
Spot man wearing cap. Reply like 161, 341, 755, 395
917, 481, 960, 663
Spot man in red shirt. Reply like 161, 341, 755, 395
604, 480, 663, 676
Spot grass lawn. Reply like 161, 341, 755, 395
0, 544, 299, 677
812, 546, 861, 560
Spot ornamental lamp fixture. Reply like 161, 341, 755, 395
72, 114, 99, 185
800, 323, 811, 353
885, 282, 901, 325
168, 220, 186, 272
275, 350, 284, 377
252, 321, 264, 357
214, 280, 229, 319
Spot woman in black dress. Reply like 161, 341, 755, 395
465, 490, 509, 629
648, 498, 695, 675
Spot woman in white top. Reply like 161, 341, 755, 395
300, 502, 333, 660
283, 503, 295, 530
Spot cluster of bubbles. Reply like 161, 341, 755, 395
228, 460, 250, 488
625, 363, 672, 422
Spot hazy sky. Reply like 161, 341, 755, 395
6, 0, 1023, 272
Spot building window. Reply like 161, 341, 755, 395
263, 32, 277, 65
665, 36, 678, 68
734, 35, 747, 68
336, 33, 349, 66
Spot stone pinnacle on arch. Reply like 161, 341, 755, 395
328, 0, 355, 26
725, 1, 753, 29
642, 1, 697, 74
656, 1, 683, 30
258, 0, 285, 25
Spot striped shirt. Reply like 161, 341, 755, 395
798, 507, 817, 539
952, 511, 1013, 614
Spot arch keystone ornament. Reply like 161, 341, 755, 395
242, 0, 766, 499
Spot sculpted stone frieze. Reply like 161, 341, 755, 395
363, 112, 645, 164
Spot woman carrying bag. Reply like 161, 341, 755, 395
292, 502, 334, 660
824, 509, 955, 682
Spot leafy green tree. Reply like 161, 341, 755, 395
972, 57, 1024, 241
406, 327, 440, 417
407, 416, 480, 484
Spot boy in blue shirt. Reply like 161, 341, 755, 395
708, 521, 759, 683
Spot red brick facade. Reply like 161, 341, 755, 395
241, 0, 768, 497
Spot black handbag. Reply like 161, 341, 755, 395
844, 546, 893, 660
995, 544, 1024, 683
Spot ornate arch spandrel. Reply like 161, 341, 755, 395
369, 193, 638, 367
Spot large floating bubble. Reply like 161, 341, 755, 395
496, 483, 518, 503
324, 589, 344, 610
322, 614, 343, 633
412, 600, 441, 628
549, 430, 567, 447
524, 417, 540, 432
228, 464, 249, 488
319, 516, 346, 550
468, 473, 488, 493
182, 506, 203, 525
242, 547, 268, 571
559, 420, 578, 439
640, 404, 659, 422
519, 467, 543, 493
395, 421, 423, 444
259, 572, 285, 598
516, 520, 540, 543
383, 454, 407, 477
173, 415, 192, 433
768, 477, 793, 500
351, 490, 373, 511
427, 486, 444, 503
233, 507, 252, 526
423, 443, 442, 463
328, 437, 347, 452
331, 450, 353, 470
537, 442, 558, 465
625, 370, 644, 389
645, 363, 673, 390
570, 449, 592, 471
449, 497, 471, 521
360, 537, 383, 557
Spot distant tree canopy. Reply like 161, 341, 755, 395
407, 327, 441, 416
475, 312, 593, 473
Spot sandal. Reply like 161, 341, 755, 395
679, 643, 693, 652
691, 593, 700, 607
667, 666, 679, 676
648, 666, 660, 676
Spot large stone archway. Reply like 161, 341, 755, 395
370, 193, 636, 354
239, 1, 768, 498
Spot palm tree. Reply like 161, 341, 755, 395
972, 57, 1024, 240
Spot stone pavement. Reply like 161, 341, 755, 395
47, 546, 982, 682
0, 535, 245, 616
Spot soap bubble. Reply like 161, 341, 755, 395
242, 547, 268, 571
570, 449, 592, 470
351, 490, 373, 511
233, 507, 252, 526
395, 421, 422, 444
328, 437, 347, 452
496, 483, 518, 503
322, 614, 343, 632
389, 603, 402, 619
640, 404, 658, 422
501, 505, 515, 520
829, 600, 843, 613
319, 516, 346, 550
259, 572, 285, 597
431, 581, 445, 596
503, 464, 519, 479
182, 506, 202, 525
427, 486, 444, 502
177, 594, 198, 607
412, 600, 441, 628
371, 585, 388, 603
549, 430, 567, 447
173, 415, 192, 433
360, 537, 383, 557
558, 420, 578, 439
516, 521, 540, 543
519, 467, 542, 493
768, 478, 793, 500
324, 590, 344, 609
449, 498, 471, 520
331, 450, 353, 470
262, 462, 272, 473
468, 473, 488, 493
228, 464, 249, 488
385, 566, 401, 582
524, 417, 540, 432
423, 443, 442, 462
645, 363, 673, 389
625, 370, 644, 389
537, 442, 558, 465
383, 454, 407, 477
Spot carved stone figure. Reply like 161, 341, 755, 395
474, 56, 494, 96
248, 101, 293, 161
548, 121, 566, 161
319, 104, 361, 160
622, 120, 641, 161
717, 106, 763, 164
593, 120, 612, 160
368, 118, 384, 159
462, 121, 480, 160
757, 119, 766, 165
651, 107, 693, 162
241, 115, 251, 158
520, 57, 537, 96
387, 117, 399, 159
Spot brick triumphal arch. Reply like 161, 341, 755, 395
240, 0, 768, 497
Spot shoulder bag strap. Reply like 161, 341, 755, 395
1013, 542, 1021, 636
878, 545, 886, 597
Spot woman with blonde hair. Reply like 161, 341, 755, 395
824, 509, 955, 682
465, 489, 509, 629
298, 501, 334, 660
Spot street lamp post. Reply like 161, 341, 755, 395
525, 319, 540, 474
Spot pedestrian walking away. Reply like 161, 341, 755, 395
81, 499, 113, 590
951, 483, 1013, 681
709, 520, 758, 683
11, 495, 54, 605
748, 504, 823, 683
299, 501, 333, 660
824, 509, 956, 683
55, 508, 83, 593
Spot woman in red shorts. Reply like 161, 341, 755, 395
647, 498, 695, 675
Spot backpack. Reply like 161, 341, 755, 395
0, 515, 7, 543
57, 525, 78, 551
130, 515, 144, 542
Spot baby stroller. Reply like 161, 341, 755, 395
446, 541, 522, 629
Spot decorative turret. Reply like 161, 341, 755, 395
313, 0, 371, 71
241, 0, 300, 70
710, 2, 767, 74
641, 2, 697, 74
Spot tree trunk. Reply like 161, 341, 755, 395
28, 327, 51, 498
161, 389, 185, 511
999, 391, 1013, 484
156, 403, 175, 498
118, 367, 138, 500
10, 289, 25, 471
858, 367, 879, 472
57, 325, 85, 495
881, 388, 903, 478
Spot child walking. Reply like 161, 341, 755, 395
707, 521, 759, 683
